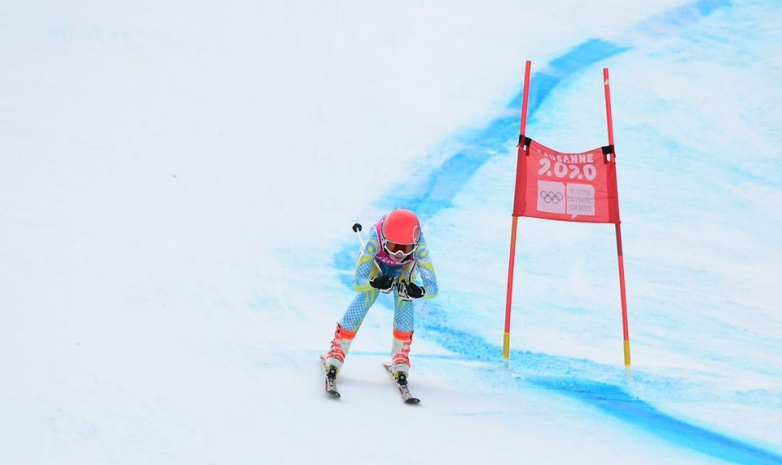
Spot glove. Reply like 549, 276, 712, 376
399, 281, 425, 300
370, 274, 396, 293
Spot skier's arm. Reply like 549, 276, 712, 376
413, 235, 438, 299
353, 228, 380, 292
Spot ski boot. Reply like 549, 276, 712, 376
325, 324, 357, 377
391, 330, 413, 385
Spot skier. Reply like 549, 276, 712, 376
324, 208, 438, 386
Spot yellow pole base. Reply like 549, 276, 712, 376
503, 332, 511, 360
623, 341, 633, 379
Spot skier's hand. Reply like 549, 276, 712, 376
406, 282, 425, 299
370, 274, 396, 292
399, 281, 425, 299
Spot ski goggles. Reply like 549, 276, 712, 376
383, 240, 418, 259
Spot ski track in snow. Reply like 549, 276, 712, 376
334, 1, 782, 464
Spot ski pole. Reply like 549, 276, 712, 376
352, 223, 397, 293
352, 223, 383, 273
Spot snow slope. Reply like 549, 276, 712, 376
1, 1, 780, 464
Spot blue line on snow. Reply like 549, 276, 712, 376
393, 37, 631, 217
424, 303, 782, 464
529, 377, 782, 465
333, 0, 782, 463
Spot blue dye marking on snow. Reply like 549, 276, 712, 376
529, 377, 782, 465
424, 303, 782, 465
329, 1, 782, 464
394, 38, 630, 216
348, 351, 469, 361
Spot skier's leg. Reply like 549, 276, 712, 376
340, 288, 380, 333
325, 289, 379, 372
391, 292, 414, 377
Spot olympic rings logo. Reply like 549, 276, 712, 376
540, 191, 564, 204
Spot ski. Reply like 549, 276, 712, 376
383, 363, 420, 404
320, 355, 340, 399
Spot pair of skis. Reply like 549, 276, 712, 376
320, 355, 420, 404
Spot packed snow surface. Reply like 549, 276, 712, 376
1, 1, 780, 464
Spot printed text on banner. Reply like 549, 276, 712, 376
513, 139, 620, 224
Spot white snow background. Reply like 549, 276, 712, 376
1, 1, 780, 464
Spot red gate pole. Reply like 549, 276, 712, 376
603, 68, 632, 370
504, 60, 532, 361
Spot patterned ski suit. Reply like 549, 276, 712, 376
338, 217, 439, 334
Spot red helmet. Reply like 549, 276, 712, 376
383, 209, 421, 245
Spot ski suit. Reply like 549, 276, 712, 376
338, 216, 439, 334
